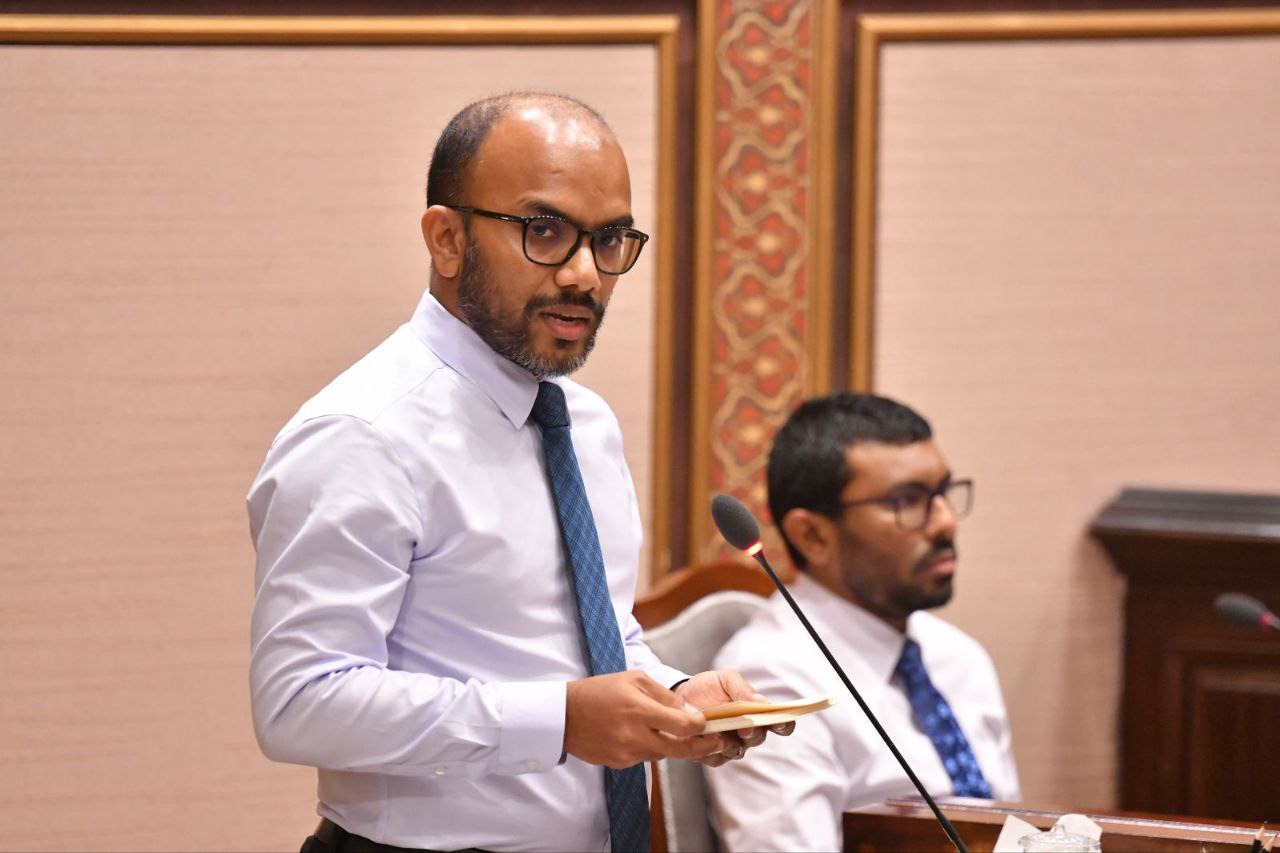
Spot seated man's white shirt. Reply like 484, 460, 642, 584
708, 572, 1020, 853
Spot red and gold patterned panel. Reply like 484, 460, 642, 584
695, 0, 830, 567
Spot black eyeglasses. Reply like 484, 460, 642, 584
446, 205, 649, 276
841, 478, 973, 532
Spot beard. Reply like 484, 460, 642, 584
886, 574, 954, 615
456, 240, 606, 378
887, 538, 957, 614
840, 536, 956, 622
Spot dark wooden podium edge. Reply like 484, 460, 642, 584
851, 796, 1263, 847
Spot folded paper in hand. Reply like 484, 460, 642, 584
700, 695, 834, 733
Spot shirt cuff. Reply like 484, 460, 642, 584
644, 663, 690, 692
495, 680, 567, 776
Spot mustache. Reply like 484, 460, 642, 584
525, 292, 606, 322
914, 539, 956, 573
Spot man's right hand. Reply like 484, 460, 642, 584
564, 671, 730, 768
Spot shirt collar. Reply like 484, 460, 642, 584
409, 290, 540, 429
790, 571, 912, 686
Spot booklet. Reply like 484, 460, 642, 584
699, 694, 835, 734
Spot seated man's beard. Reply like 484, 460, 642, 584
456, 242, 606, 378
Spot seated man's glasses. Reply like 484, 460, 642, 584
447, 205, 649, 276
841, 478, 974, 532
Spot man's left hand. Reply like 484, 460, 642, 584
672, 670, 796, 767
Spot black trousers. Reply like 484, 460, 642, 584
301, 818, 490, 853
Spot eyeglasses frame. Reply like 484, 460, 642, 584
445, 204, 649, 275
840, 477, 974, 532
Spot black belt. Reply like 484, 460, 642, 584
304, 817, 490, 853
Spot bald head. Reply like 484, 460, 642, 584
418, 91, 635, 377
426, 92, 613, 208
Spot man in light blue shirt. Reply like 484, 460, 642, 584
248, 93, 789, 853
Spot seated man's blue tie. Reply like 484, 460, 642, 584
531, 381, 651, 853
895, 638, 993, 798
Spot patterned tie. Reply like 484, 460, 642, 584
895, 638, 993, 798
530, 381, 651, 853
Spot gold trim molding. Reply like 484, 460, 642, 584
850, 7, 1280, 391
0, 14, 676, 44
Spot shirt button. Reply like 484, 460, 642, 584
434, 766, 447, 776
525, 760, 539, 771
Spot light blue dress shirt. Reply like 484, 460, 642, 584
248, 291, 684, 852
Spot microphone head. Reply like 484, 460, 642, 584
1215, 592, 1270, 628
711, 493, 762, 551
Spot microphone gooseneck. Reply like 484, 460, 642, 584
1215, 592, 1280, 632
711, 493, 971, 853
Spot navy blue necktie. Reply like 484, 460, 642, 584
531, 381, 651, 853
895, 638, 993, 798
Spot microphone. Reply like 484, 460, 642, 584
710, 493, 971, 853
1215, 592, 1280, 632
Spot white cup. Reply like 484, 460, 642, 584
1018, 825, 1102, 852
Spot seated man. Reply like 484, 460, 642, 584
708, 392, 1020, 852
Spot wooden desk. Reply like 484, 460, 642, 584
844, 797, 1264, 852
1090, 488, 1280, 819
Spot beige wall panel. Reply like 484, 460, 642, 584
0, 42, 656, 851
874, 36, 1280, 808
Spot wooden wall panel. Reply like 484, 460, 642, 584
854, 10, 1280, 810
1092, 489, 1280, 820
1187, 659, 1280, 818
0, 21, 669, 850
